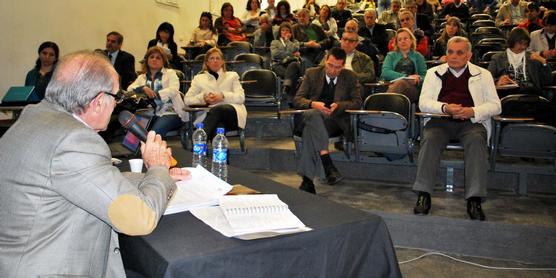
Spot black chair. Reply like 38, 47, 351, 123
469, 19, 496, 33
348, 93, 414, 162
241, 69, 281, 118
221, 42, 253, 61
471, 14, 493, 22
232, 53, 264, 78
490, 95, 556, 180
471, 27, 504, 44
474, 39, 506, 64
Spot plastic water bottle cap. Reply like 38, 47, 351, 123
216, 127, 225, 134
195, 123, 204, 129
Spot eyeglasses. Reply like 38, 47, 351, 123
341, 37, 359, 43
102, 90, 125, 104
400, 17, 412, 22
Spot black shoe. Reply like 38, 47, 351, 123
299, 178, 316, 194
413, 191, 431, 215
467, 197, 486, 221
325, 165, 343, 185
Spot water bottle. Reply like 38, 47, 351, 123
211, 128, 228, 182
192, 123, 207, 168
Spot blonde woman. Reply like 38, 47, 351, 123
184, 47, 247, 140
381, 28, 427, 102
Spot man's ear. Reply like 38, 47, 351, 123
92, 93, 104, 113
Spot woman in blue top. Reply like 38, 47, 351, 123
25, 41, 59, 101
128, 46, 188, 138
380, 28, 427, 102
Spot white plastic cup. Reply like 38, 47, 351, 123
129, 159, 144, 173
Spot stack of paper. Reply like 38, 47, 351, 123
190, 194, 311, 240
164, 165, 233, 215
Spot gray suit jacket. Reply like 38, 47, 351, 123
0, 101, 176, 278
294, 66, 362, 133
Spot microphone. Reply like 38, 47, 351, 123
118, 111, 148, 141
118, 110, 177, 167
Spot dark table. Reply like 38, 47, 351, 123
119, 148, 401, 278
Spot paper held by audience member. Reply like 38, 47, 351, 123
164, 165, 233, 215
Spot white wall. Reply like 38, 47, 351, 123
0, 0, 343, 99
0, 0, 212, 97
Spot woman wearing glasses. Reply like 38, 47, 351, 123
184, 47, 246, 140
127, 46, 188, 138
381, 28, 427, 102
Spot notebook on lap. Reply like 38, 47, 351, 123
1, 86, 36, 106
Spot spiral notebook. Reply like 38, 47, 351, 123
190, 194, 311, 240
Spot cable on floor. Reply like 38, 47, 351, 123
398, 251, 556, 271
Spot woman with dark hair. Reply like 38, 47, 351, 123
128, 46, 188, 138
312, 4, 339, 43
147, 22, 181, 69
381, 28, 427, 102
184, 47, 246, 140
25, 41, 59, 101
432, 16, 465, 62
272, 0, 296, 25
488, 27, 552, 96
215, 2, 248, 45
190, 12, 218, 56
241, 0, 262, 32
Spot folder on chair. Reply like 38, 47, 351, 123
1, 86, 36, 106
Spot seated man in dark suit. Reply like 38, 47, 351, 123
331, 0, 352, 29
105, 31, 137, 90
293, 47, 362, 194
358, 9, 389, 58
440, 0, 471, 24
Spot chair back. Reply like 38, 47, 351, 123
242, 69, 279, 99
481, 50, 504, 62
174, 69, 187, 93
500, 94, 549, 116
364, 93, 411, 121
471, 14, 493, 22
233, 53, 264, 77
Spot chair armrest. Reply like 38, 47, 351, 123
492, 115, 535, 122
279, 109, 306, 115
364, 81, 391, 88
415, 112, 450, 118
183, 106, 210, 112
346, 109, 383, 115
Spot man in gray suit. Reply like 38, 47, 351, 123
294, 47, 362, 194
0, 50, 190, 277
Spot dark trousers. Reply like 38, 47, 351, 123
297, 109, 345, 179
204, 104, 239, 140
413, 118, 489, 199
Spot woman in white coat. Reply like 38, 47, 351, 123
128, 46, 188, 138
184, 47, 247, 140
